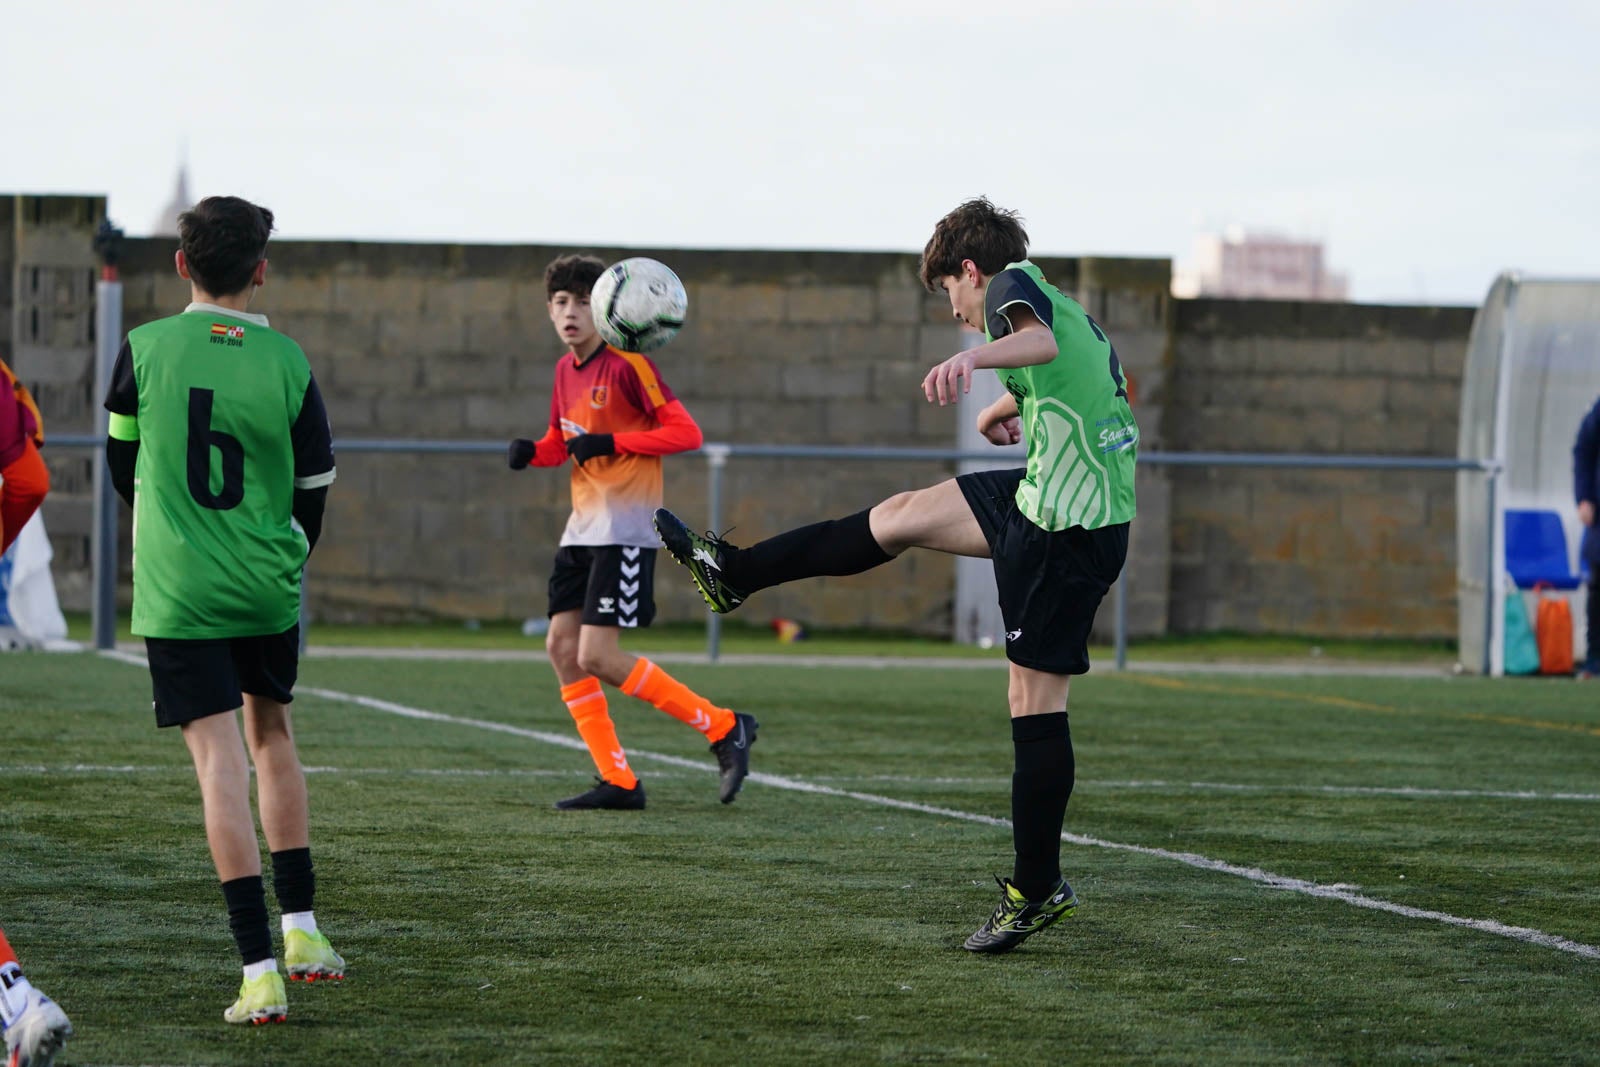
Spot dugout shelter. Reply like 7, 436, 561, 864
1457, 273, 1600, 675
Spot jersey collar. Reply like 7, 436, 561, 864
186, 301, 270, 328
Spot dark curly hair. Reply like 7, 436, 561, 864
544, 254, 606, 299
177, 196, 275, 297
918, 198, 1029, 292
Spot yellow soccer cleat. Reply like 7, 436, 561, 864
284, 929, 346, 983
223, 971, 288, 1026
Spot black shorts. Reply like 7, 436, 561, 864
144, 626, 300, 728
548, 545, 657, 628
956, 468, 1129, 675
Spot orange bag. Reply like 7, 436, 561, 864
0, 358, 44, 447
1533, 583, 1575, 676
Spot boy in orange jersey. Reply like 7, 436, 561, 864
508, 254, 757, 810
0, 926, 71, 1067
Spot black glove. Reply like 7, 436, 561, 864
566, 433, 615, 466
508, 438, 536, 470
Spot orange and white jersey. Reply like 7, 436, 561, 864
549, 344, 679, 547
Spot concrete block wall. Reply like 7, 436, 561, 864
1165, 299, 1475, 637
115, 238, 972, 631
8, 192, 1481, 641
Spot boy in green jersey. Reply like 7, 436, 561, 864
656, 197, 1135, 954
103, 197, 344, 1024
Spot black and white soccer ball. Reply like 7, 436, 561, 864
590, 258, 688, 353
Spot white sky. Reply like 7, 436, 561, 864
3, 0, 1596, 305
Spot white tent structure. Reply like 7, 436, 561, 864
1457, 273, 1600, 675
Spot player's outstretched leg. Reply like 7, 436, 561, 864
0, 944, 72, 1067
962, 875, 1078, 954
654, 505, 897, 615
653, 510, 748, 613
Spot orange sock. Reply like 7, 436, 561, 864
560, 677, 637, 789
0, 926, 16, 969
622, 658, 736, 741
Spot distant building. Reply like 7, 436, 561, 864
150, 163, 192, 236
1173, 226, 1348, 301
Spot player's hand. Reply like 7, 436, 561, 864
507, 438, 536, 470
567, 433, 615, 466
982, 416, 1022, 446
1581, 500, 1595, 527
923, 349, 980, 406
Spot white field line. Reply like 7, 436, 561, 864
809, 776, 1600, 802
8, 762, 1598, 804
0, 764, 581, 778
96, 650, 1600, 960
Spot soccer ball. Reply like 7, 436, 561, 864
590, 258, 688, 353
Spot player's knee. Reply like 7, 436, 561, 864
574, 647, 612, 680
546, 629, 577, 664
870, 490, 920, 550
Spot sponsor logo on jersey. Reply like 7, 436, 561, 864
1097, 424, 1137, 452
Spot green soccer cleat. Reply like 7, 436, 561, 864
653, 509, 747, 614
962, 875, 1078, 954
284, 929, 346, 982
223, 971, 288, 1026
3, 986, 72, 1067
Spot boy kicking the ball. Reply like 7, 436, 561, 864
104, 197, 345, 1024
508, 254, 757, 810
656, 198, 1136, 952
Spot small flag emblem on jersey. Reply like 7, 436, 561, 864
211, 323, 246, 339
210, 323, 228, 335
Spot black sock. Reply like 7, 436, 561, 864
1010, 712, 1074, 902
220, 875, 274, 965
726, 508, 894, 593
271, 847, 315, 915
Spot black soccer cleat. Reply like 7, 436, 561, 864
555, 776, 647, 811
962, 875, 1078, 954
709, 712, 759, 804
653, 508, 748, 614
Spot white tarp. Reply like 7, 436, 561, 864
0, 511, 72, 651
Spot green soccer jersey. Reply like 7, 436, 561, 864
104, 304, 336, 638
984, 260, 1138, 531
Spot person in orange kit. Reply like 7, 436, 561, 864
508, 254, 757, 810
0, 359, 49, 558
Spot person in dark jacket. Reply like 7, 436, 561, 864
1572, 397, 1600, 676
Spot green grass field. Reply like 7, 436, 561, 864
2, 650, 1596, 1065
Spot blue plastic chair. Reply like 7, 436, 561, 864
1504, 508, 1583, 590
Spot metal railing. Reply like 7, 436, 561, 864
44, 433, 1499, 671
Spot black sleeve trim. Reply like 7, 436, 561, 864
984, 268, 1054, 340
292, 486, 328, 555
291, 374, 336, 486
103, 339, 138, 415
106, 437, 138, 507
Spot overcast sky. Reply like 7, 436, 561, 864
3, 0, 1595, 305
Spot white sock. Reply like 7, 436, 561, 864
242, 959, 278, 982
282, 911, 318, 936
0, 964, 33, 1026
